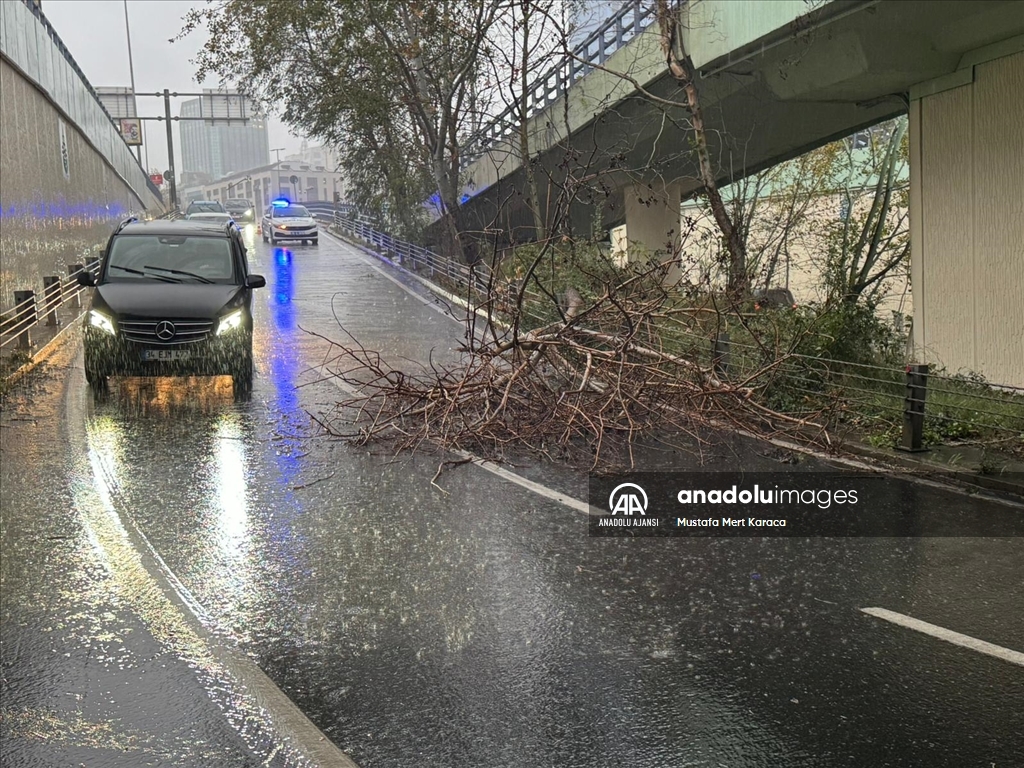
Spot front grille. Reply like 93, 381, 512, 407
119, 317, 214, 345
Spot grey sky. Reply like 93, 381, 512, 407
41, 0, 304, 175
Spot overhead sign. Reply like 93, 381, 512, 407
96, 87, 138, 120
119, 118, 142, 146
195, 89, 254, 123
150, 173, 164, 186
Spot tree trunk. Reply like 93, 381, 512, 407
656, 0, 748, 297
519, 1, 547, 241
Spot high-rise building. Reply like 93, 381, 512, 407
179, 93, 269, 181
284, 140, 340, 172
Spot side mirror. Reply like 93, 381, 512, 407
245, 274, 266, 289
77, 271, 96, 287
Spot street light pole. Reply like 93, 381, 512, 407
122, 0, 142, 165
270, 147, 285, 200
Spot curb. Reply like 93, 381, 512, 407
326, 226, 1023, 503
839, 440, 1024, 498
2, 309, 85, 390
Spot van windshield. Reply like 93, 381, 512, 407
104, 235, 237, 284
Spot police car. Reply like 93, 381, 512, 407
260, 199, 319, 246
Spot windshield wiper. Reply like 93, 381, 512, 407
109, 264, 179, 282
143, 265, 214, 284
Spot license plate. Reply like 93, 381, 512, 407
142, 348, 191, 362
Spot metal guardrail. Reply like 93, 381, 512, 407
0, 259, 102, 352
461, 0, 657, 168
326, 214, 493, 294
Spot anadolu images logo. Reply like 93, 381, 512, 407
608, 483, 648, 516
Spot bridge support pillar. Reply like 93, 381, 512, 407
908, 49, 1024, 387
623, 181, 681, 283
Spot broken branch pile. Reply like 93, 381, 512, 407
309, 257, 830, 469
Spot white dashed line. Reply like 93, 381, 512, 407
861, 607, 1024, 667
314, 324, 593, 518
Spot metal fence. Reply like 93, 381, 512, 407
647, 320, 1024, 452
0, 260, 102, 353
328, 214, 494, 293
461, 0, 657, 168
326, 215, 1024, 455
0, 209, 183, 356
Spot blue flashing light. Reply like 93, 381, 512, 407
271, 198, 290, 207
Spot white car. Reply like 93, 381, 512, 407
186, 211, 239, 230
261, 201, 318, 246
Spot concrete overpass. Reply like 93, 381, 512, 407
455, 0, 1024, 387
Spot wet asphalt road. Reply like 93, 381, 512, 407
2, 226, 1023, 767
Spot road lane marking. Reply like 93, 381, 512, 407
322, 372, 596, 517
451, 449, 597, 516
861, 607, 1024, 667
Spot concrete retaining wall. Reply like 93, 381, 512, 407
0, 1, 163, 309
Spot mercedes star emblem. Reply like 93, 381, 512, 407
155, 320, 176, 341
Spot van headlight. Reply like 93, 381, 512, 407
88, 310, 116, 336
217, 309, 245, 335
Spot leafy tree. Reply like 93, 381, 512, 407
180, 0, 501, 244
818, 119, 909, 306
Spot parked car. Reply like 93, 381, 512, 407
261, 200, 319, 246
78, 217, 266, 399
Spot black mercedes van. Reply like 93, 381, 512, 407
78, 217, 266, 399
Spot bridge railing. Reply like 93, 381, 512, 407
326, 213, 493, 294
461, 0, 657, 169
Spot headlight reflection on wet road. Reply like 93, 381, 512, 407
214, 413, 249, 554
